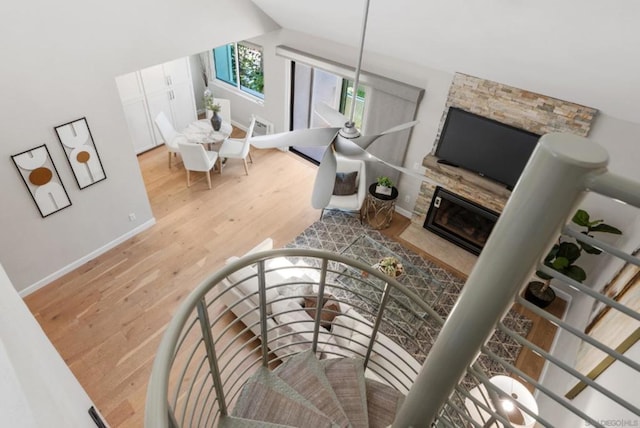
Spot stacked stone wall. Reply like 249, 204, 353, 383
412, 73, 598, 226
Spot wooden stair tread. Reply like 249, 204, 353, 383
365, 378, 406, 428
219, 415, 295, 427
233, 381, 334, 427
231, 355, 407, 428
233, 367, 334, 427
275, 351, 350, 427
322, 358, 369, 428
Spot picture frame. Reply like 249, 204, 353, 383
54, 117, 106, 189
566, 254, 640, 399
11, 144, 72, 218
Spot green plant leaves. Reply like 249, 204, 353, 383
377, 176, 393, 187
536, 270, 552, 280
572, 209, 591, 227
539, 209, 622, 285
557, 242, 581, 263
564, 265, 587, 283
551, 257, 569, 270
589, 223, 623, 235
579, 240, 603, 255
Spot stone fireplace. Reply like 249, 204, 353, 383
424, 187, 500, 255
410, 73, 598, 256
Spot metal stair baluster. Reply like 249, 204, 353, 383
196, 297, 228, 418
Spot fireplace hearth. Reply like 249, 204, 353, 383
424, 187, 499, 255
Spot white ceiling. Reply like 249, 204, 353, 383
251, 0, 640, 124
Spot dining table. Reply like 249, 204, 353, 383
182, 119, 232, 149
182, 119, 232, 171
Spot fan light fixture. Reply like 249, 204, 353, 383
337, 0, 371, 140
250, 0, 439, 209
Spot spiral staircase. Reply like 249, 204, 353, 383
145, 135, 640, 427
225, 351, 403, 427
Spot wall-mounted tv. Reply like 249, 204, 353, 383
435, 107, 541, 189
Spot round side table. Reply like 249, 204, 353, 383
361, 183, 399, 229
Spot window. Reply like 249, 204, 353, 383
339, 80, 366, 129
213, 42, 264, 99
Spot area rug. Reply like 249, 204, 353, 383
286, 210, 533, 380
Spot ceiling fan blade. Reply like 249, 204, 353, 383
314, 102, 348, 128
250, 127, 341, 149
311, 147, 338, 209
352, 120, 419, 150
345, 146, 442, 186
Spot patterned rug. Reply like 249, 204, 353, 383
286, 210, 533, 380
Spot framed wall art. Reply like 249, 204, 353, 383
54, 117, 106, 189
11, 144, 72, 217
566, 254, 640, 399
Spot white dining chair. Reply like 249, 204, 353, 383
177, 141, 219, 189
154, 112, 186, 168
218, 115, 256, 175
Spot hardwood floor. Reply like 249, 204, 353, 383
25, 137, 321, 427
24, 131, 563, 426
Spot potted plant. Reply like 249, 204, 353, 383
205, 97, 222, 131
524, 209, 622, 308
375, 256, 404, 278
375, 176, 394, 196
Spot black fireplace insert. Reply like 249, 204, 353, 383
424, 186, 499, 255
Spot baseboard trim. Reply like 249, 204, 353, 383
19, 218, 156, 297
394, 205, 413, 219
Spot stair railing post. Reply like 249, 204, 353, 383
196, 298, 228, 418
257, 260, 270, 367
312, 258, 329, 355
392, 133, 610, 427
364, 281, 392, 368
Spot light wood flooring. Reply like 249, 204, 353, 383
24, 130, 563, 426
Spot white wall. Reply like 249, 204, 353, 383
0, 263, 101, 426
0, 0, 278, 293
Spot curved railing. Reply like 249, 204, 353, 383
146, 135, 640, 428
145, 248, 442, 427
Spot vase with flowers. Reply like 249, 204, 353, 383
204, 95, 222, 131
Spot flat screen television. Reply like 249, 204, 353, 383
435, 107, 541, 189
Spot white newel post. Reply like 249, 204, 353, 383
392, 133, 610, 427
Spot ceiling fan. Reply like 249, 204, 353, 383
250, 0, 430, 209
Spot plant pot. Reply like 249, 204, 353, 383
375, 185, 392, 196
210, 112, 222, 131
524, 280, 556, 308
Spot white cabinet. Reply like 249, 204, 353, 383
116, 57, 197, 154
116, 72, 156, 153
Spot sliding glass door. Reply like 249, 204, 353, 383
289, 62, 366, 163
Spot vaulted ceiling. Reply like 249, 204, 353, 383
251, 0, 639, 124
